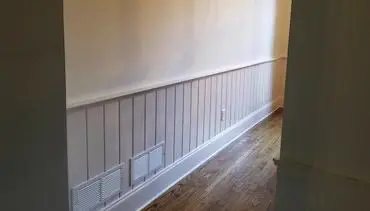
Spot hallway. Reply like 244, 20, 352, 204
7, 0, 370, 210
144, 110, 283, 211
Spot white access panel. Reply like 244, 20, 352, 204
149, 145, 164, 172
131, 154, 149, 184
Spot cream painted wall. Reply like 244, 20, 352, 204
64, 0, 291, 107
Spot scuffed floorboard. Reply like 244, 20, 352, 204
143, 110, 283, 211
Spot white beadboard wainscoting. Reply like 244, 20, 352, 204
66, 58, 287, 211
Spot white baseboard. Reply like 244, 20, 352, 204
105, 98, 282, 211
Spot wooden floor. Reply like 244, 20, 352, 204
143, 111, 283, 211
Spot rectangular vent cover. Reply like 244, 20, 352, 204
131, 154, 149, 184
149, 146, 164, 172
72, 180, 100, 211
71, 163, 125, 211
101, 170, 121, 200
130, 142, 164, 185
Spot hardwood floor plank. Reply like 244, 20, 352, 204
144, 111, 283, 211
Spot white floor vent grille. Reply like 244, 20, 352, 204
71, 163, 125, 211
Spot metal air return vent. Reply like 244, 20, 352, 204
71, 163, 125, 211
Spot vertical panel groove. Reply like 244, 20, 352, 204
242, 69, 246, 117
224, 73, 228, 128
240, 70, 244, 119
155, 89, 166, 172
172, 87, 175, 161
241, 70, 245, 119
196, 80, 200, 147
231, 72, 236, 125
209, 77, 213, 138
214, 76, 218, 136
239, 69, 244, 120
237, 71, 241, 120
131, 98, 134, 158
197, 80, 205, 147
263, 68, 267, 105
234, 71, 239, 121
189, 83, 192, 151
103, 105, 106, 171
236, 71, 240, 120
164, 89, 167, 165
258, 68, 262, 108
101, 104, 107, 207
133, 96, 147, 185
118, 102, 121, 163
182, 84, 185, 156
145, 92, 156, 150
253, 68, 256, 112
248, 69, 251, 113
209, 77, 217, 138
173, 84, 183, 160
227, 73, 232, 127
154, 92, 158, 175
155, 92, 158, 145
220, 74, 224, 132
235, 71, 238, 120
133, 95, 145, 156
165, 86, 175, 166
245, 69, 250, 116
202, 80, 207, 144
174, 85, 185, 161
203, 78, 211, 141
182, 83, 191, 155
229, 73, 233, 125
120, 97, 133, 192
144, 95, 147, 151
259, 68, 262, 107
173, 88, 176, 161
118, 101, 121, 198
221, 74, 227, 130
85, 109, 89, 180
190, 81, 199, 151
215, 75, 222, 135
145, 91, 156, 178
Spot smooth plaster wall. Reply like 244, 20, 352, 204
64, 0, 291, 107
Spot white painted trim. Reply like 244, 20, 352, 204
67, 57, 287, 109
104, 97, 283, 211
